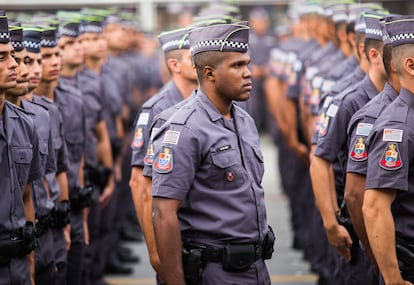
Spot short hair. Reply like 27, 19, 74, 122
363, 38, 383, 63
192, 51, 227, 83
382, 43, 393, 78
164, 49, 186, 74
392, 44, 414, 78
354, 32, 365, 60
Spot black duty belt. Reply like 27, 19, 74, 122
184, 242, 264, 263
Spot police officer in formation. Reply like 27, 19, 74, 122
265, 1, 414, 285
0, 6, 153, 285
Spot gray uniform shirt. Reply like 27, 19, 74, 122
346, 83, 398, 176
151, 91, 268, 246
55, 77, 85, 193
0, 102, 41, 235
33, 95, 68, 203
21, 99, 55, 216
78, 67, 103, 167
314, 75, 378, 193
131, 80, 184, 168
365, 88, 414, 239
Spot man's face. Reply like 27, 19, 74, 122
6, 49, 30, 96
178, 49, 197, 84
78, 32, 91, 59
59, 36, 84, 67
84, 33, 107, 60
104, 23, 128, 51
0, 42, 18, 91
40, 46, 60, 82
26, 51, 42, 91
214, 52, 252, 102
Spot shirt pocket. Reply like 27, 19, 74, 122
210, 149, 245, 189
11, 146, 33, 189
250, 145, 265, 185
65, 131, 83, 163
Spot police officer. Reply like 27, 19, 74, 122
151, 22, 274, 285
363, 15, 414, 285
239, 6, 277, 131
0, 12, 40, 285
77, 14, 115, 285
129, 26, 197, 273
7, 24, 58, 284
344, 18, 400, 276
55, 18, 88, 285
33, 26, 71, 285
310, 11, 387, 284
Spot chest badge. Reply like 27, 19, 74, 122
380, 143, 402, 171
131, 127, 144, 149
350, 136, 367, 162
154, 146, 173, 173
226, 171, 235, 182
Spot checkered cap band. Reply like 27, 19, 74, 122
365, 28, 382, 40
82, 25, 102, 34
190, 39, 248, 54
41, 39, 57, 47
333, 14, 348, 23
23, 40, 41, 49
12, 41, 23, 50
355, 22, 366, 33
0, 31, 9, 40
390, 33, 414, 44
162, 39, 189, 52
58, 27, 78, 38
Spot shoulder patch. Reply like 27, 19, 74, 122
380, 143, 402, 170
131, 127, 144, 148
355, 123, 373, 136
350, 136, 368, 162
144, 143, 154, 166
162, 130, 180, 145
318, 113, 330, 137
154, 146, 173, 173
137, 112, 150, 126
326, 104, 339, 118
383, 129, 403, 142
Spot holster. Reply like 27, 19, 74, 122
0, 222, 38, 265
35, 215, 51, 237
396, 235, 414, 282
50, 200, 71, 229
336, 204, 359, 264
70, 186, 94, 211
84, 164, 112, 191
182, 248, 203, 285
111, 138, 123, 160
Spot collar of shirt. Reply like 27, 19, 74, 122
383, 82, 399, 102
362, 75, 379, 100
399, 88, 414, 110
196, 90, 245, 123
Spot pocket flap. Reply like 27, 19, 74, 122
211, 149, 238, 168
12, 147, 33, 163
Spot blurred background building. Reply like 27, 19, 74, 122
2, 0, 414, 33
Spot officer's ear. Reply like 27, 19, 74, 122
167, 58, 180, 73
203, 65, 215, 82
403, 56, 414, 77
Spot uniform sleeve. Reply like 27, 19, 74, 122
28, 126, 42, 183
131, 109, 154, 167
365, 126, 411, 192
151, 125, 200, 201
314, 101, 352, 162
45, 127, 57, 175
